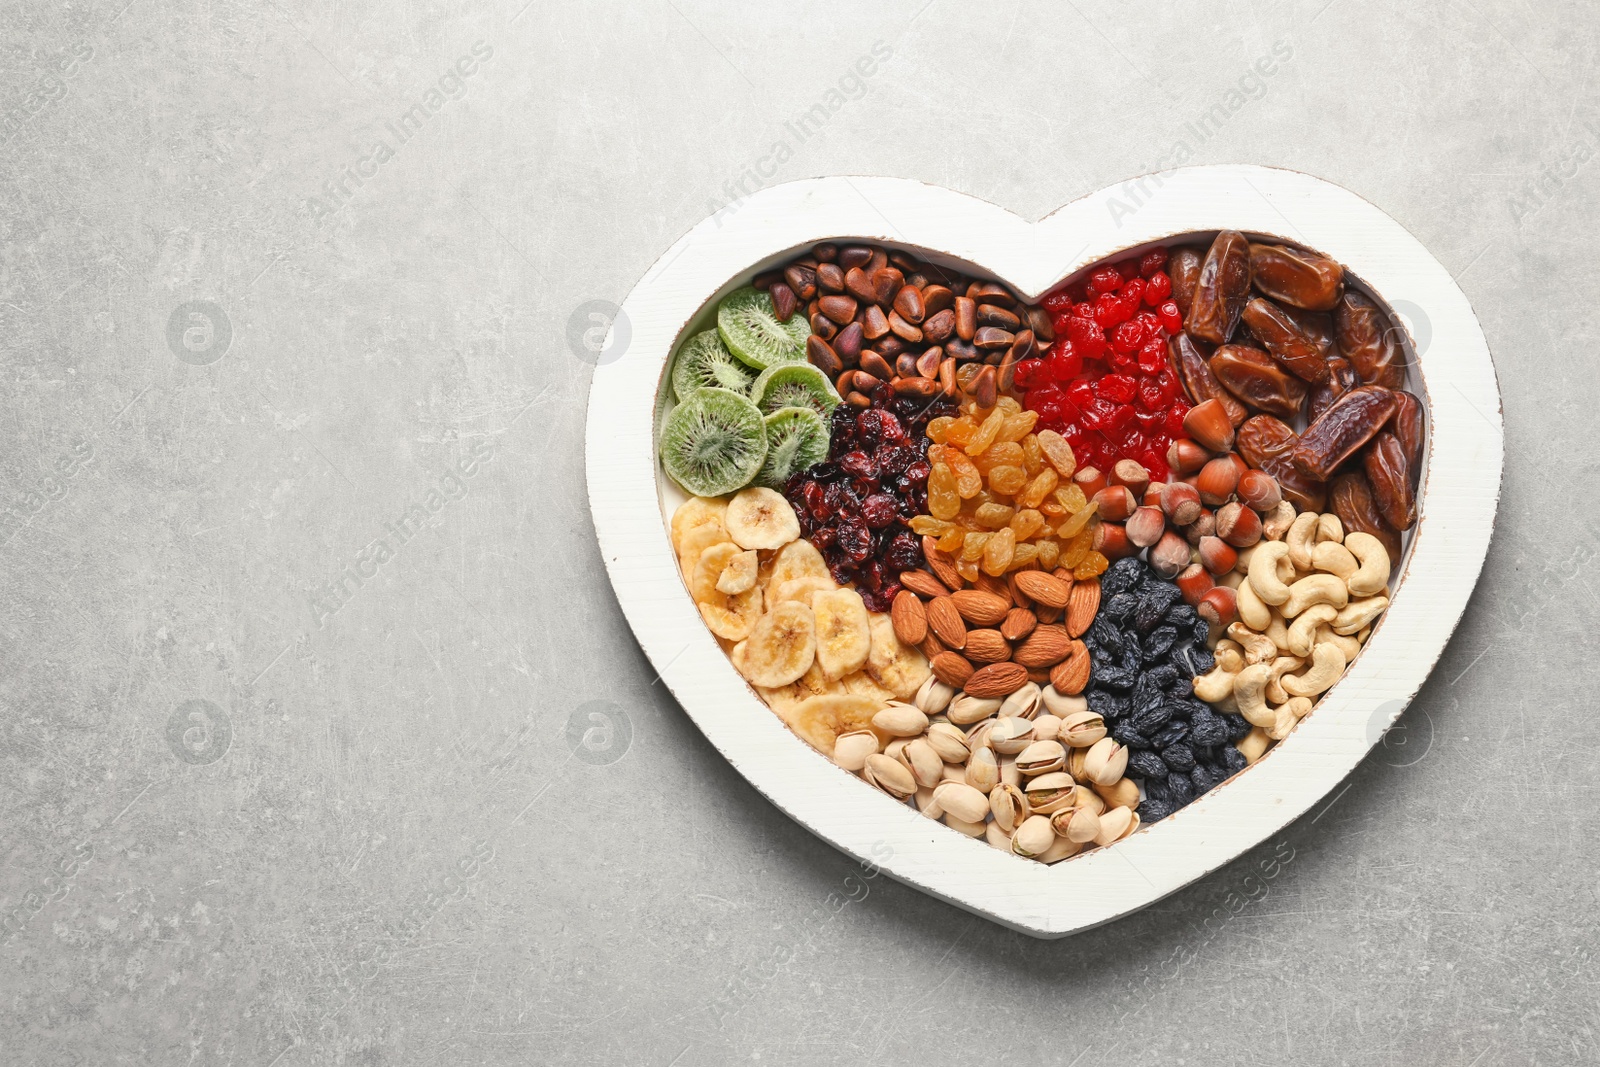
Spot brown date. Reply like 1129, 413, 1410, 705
1291, 384, 1399, 480
1330, 470, 1402, 562
1169, 246, 1204, 317
1236, 414, 1327, 512
1335, 289, 1406, 389
1248, 243, 1344, 311
1168, 333, 1247, 427
1307, 356, 1358, 423
1364, 432, 1416, 531
1240, 297, 1331, 384
1186, 231, 1252, 344
1282, 306, 1334, 357
1389, 390, 1425, 479
1209, 344, 1310, 420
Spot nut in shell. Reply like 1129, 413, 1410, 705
832, 730, 879, 773
989, 783, 1029, 832
863, 753, 916, 798
1015, 739, 1067, 776
1011, 815, 1056, 858
987, 715, 1035, 755
1058, 709, 1107, 748
1022, 771, 1076, 815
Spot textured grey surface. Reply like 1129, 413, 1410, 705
0, 0, 1587, 1063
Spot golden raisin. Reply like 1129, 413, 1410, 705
910, 516, 954, 536
974, 503, 1016, 529
1061, 527, 1094, 568
937, 527, 966, 554
1073, 550, 1109, 578
981, 528, 1016, 576
1009, 508, 1044, 541
1010, 542, 1038, 570
1019, 469, 1060, 510
1057, 500, 1098, 538
1036, 429, 1077, 478
972, 441, 1025, 474
996, 396, 1021, 415
1036, 538, 1060, 571
964, 409, 1007, 456
947, 451, 984, 498
961, 531, 991, 561
926, 416, 955, 444
928, 463, 959, 520
944, 416, 978, 447
955, 557, 981, 584
988, 464, 1028, 496
1053, 484, 1088, 513
1022, 435, 1044, 476
997, 410, 1039, 443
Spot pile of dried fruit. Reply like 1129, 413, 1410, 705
657, 231, 1421, 866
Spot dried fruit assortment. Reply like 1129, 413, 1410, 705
658, 233, 1421, 867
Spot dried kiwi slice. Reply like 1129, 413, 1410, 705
754, 406, 828, 490
671, 329, 756, 402
750, 362, 841, 418
717, 286, 810, 370
659, 387, 768, 497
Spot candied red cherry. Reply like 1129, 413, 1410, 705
1096, 374, 1137, 404
901, 459, 931, 485
1137, 377, 1166, 411
1157, 368, 1183, 399
1012, 358, 1048, 389
1066, 380, 1096, 408
1041, 288, 1075, 313
1049, 345, 1084, 381
1088, 266, 1123, 297
1143, 270, 1172, 304
1135, 409, 1166, 433
1138, 338, 1168, 376
1139, 446, 1168, 480
1139, 247, 1168, 278
1163, 408, 1188, 436
1158, 300, 1184, 334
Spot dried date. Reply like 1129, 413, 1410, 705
1169, 246, 1204, 317
1390, 390, 1425, 477
1248, 242, 1344, 311
1282, 306, 1335, 358
1291, 385, 1399, 480
1186, 231, 1252, 344
1209, 344, 1310, 420
1168, 333, 1247, 426
1241, 297, 1331, 383
1335, 289, 1405, 389
1364, 432, 1416, 531
1236, 414, 1327, 512
1307, 356, 1358, 423
1330, 470, 1401, 561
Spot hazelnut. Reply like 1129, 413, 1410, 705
1215, 501, 1263, 548
1198, 586, 1239, 628
1091, 485, 1137, 523
1195, 457, 1241, 506
1174, 562, 1214, 606
1182, 399, 1236, 453
1073, 465, 1107, 500
1237, 469, 1283, 512
1166, 438, 1211, 476
1093, 521, 1136, 560
1149, 530, 1193, 578
1197, 535, 1239, 575
1124, 506, 1167, 548
1160, 481, 1203, 527
1109, 459, 1150, 499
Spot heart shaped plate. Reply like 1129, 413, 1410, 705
585, 166, 1501, 937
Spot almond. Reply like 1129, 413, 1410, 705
1013, 624, 1072, 668
890, 590, 927, 646
1049, 640, 1091, 695
963, 629, 1011, 664
1034, 602, 1065, 625
949, 589, 1009, 626
920, 632, 947, 660
963, 662, 1029, 699
1005, 572, 1035, 610
926, 596, 967, 650
1026, 666, 1054, 685
930, 651, 975, 689
972, 573, 1013, 607
1065, 578, 1101, 638
925, 549, 963, 593
1000, 607, 1037, 642
898, 569, 949, 599
1013, 570, 1072, 609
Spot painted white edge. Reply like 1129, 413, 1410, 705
584, 166, 1502, 938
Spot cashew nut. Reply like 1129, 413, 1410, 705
1267, 696, 1314, 741
1213, 639, 1245, 674
1342, 531, 1392, 597
1237, 726, 1271, 764
1286, 512, 1319, 570
1282, 573, 1350, 617
1237, 577, 1272, 630
1232, 662, 1275, 727
1264, 613, 1291, 653
1261, 500, 1296, 541
1311, 541, 1358, 581
1234, 542, 1259, 575
1248, 541, 1293, 605
1288, 603, 1339, 656
1281, 642, 1347, 698
1316, 625, 1362, 661
1333, 595, 1389, 635
1357, 625, 1372, 644
1265, 655, 1305, 704
1227, 622, 1279, 665
1316, 513, 1345, 543
1193, 664, 1237, 703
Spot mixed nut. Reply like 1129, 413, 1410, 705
660, 232, 1420, 866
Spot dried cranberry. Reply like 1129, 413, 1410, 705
860, 493, 898, 529
838, 450, 875, 480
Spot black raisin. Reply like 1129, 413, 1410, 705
1102, 557, 1147, 596
1162, 743, 1197, 772
1088, 687, 1131, 718
1151, 720, 1190, 748
1128, 749, 1170, 779
1222, 746, 1248, 774
1166, 773, 1197, 804
1190, 709, 1228, 748
1224, 712, 1253, 742
1191, 764, 1219, 793
1166, 676, 1194, 701
1132, 702, 1172, 735
1165, 603, 1199, 630
1146, 663, 1178, 689
1135, 583, 1181, 632
1192, 618, 1210, 646
1140, 797, 1177, 823
1143, 625, 1179, 661
1111, 717, 1151, 749
1103, 592, 1138, 622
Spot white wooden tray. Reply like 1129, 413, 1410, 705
584, 166, 1501, 938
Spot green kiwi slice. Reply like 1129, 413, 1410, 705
754, 407, 829, 490
750, 363, 841, 418
671, 329, 756, 402
717, 286, 810, 370
659, 387, 768, 497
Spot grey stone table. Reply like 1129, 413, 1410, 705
0, 1, 1589, 1064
